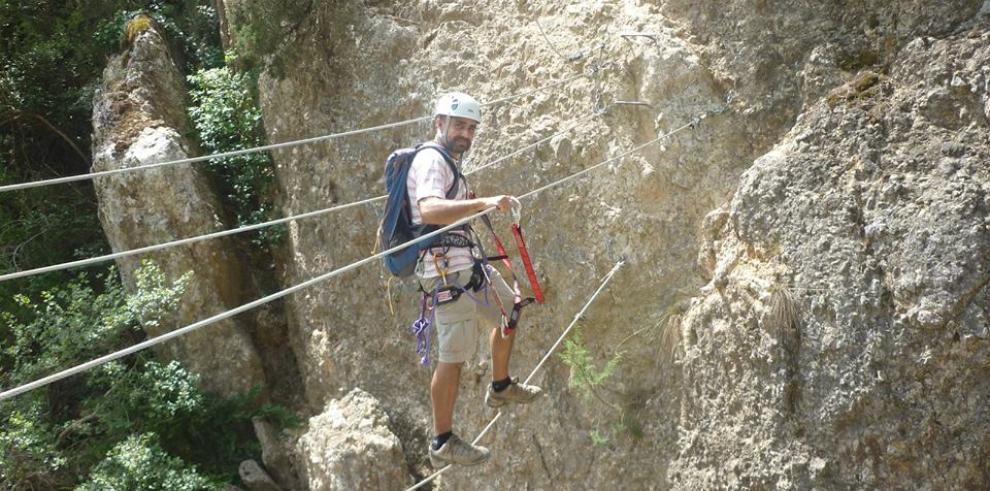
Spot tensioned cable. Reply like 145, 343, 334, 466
0, 111, 696, 401
0, 71, 592, 194
405, 260, 625, 491
0, 111, 600, 283
0, 210, 491, 401
518, 117, 704, 200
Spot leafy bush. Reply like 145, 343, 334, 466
0, 0, 223, 314
559, 326, 630, 445
560, 327, 623, 408
188, 66, 283, 247
94, 1, 223, 71
75, 433, 214, 491
1, 4, 292, 487
0, 401, 68, 489
2, 264, 188, 385
0, 263, 294, 488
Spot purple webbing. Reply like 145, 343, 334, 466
410, 293, 434, 366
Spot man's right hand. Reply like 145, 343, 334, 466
483, 195, 513, 213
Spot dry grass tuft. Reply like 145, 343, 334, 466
125, 14, 154, 44
767, 284, 802, 335
659, 312, 683, 361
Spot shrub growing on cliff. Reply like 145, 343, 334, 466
188, 66, 283, 248
0, 262, 286, 488
94, 1, 223, 71
76, 433, 213, 491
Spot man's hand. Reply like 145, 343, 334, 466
482, 195, 513, 213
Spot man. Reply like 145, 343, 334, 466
408, 92, 542, 467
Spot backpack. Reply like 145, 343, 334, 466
380, 142, 463, 277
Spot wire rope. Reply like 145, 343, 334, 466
0, 111, 599, 283
0, 72, 593, 194
0, 117, 691, 401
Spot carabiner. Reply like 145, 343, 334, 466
510, 197, 523, 225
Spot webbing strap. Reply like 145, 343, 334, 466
511, 223, 544, 304
479, 214, 530, 335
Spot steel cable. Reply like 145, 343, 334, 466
0, 110, 599, 283
0, 72, 591, 194
0, 112, 701, 401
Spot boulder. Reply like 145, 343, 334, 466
296, 388, 410, 490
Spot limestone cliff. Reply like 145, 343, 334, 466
94, 1, 990, 489
91, 22, 266, 397
674, 28, 990, 489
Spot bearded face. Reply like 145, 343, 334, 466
436, 116, 478, 155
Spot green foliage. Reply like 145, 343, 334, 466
2, 263, 188, 386
223, 0, 315, 74
94, 1, 223, 72
76, 433, 215, 491
589, 429, 609, 448
0, 4, 292, 488
0, 263, 296, 488
0, 401, 69, 489
0, 0, 222, 314
560, 327, 623, 403
188, 66, 283, 247
560, 326, 632, 446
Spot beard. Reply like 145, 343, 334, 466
448, 136, 472, 154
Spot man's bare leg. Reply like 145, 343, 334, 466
486, 326, 542, 407
431, 361, 463, 434
490, 327, 516, 382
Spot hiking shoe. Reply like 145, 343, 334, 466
485, 379, 543, 408
429, 434, 490, 467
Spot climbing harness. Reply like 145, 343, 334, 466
408, 198, 546, 363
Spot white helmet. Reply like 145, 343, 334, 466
434, 92, 481, 123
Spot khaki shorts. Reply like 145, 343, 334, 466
428, 265, 516, 364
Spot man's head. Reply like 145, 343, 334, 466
433, 92, 481, 156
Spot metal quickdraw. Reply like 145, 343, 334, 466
477, 198, 544, 337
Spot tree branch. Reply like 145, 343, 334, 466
0, 111, 90, 168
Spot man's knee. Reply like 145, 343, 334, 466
432, 361, 464, 382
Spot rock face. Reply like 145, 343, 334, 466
295, 388, 410, 490
672, 27, 990, 490
101, 1, 990, 489
239, 460, 282, 491
91, 22, 265, 396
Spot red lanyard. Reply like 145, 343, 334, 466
477, 199, 544, 335
510, 222, 544, 304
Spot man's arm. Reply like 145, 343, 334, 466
419, 195, 513, 225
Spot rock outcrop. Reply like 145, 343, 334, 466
295, 388, 410, 490
91, 20, 265, 396
96, 1, 990, 489
672, 25, 990, 490
239, 460, 283, 491
218, 1, 987, 488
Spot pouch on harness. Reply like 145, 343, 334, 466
380, 142, 469, 277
